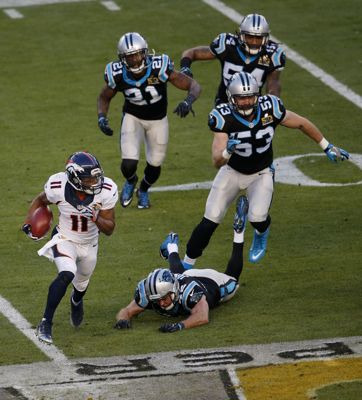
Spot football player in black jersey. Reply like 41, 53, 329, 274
97, 32, 201, 209
182, 72, 349, 268
114, 199, 248, 333
180, 13, 285, 104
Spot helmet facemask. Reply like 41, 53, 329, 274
227, 72, 260, 117
117, 32, 149, 74
145, 269, 180, 310
238, 14, 270, 55
66, 152, 104, 195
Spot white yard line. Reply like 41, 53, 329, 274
3, 7, 22, 17
101, 0, 120, 11
202, 0, 362, 109
0, 0, 92, 7
0, 295, 71, 365
227, 367, 247, 400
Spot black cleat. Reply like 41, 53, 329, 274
70, 296, 84, 328
36, 318, 53, 345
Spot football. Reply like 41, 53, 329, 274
29, 206, 53, 239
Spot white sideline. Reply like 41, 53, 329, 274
0, 294, 69, 364
202, 0, 362, 109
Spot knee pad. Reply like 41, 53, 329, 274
121, 159, 138, 180
144, 163, 161, 185
58, 271, 75, 286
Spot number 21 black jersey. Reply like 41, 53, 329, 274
103, 54, 174, 120
208, 95, 286, 174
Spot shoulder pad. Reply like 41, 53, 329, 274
104, 61, 123, 89
153, 54, 173, 82
261, 95, 285, 120
208, 105, 231, 131
210, 33, 228, 54
135, 280, 149, 308
181, 281, 204, 312
265, 42, 286, 69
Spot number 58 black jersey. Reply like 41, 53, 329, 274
208, 95, 286, 174
103, 54, 174, 120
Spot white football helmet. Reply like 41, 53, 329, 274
145, 268, 180, 311
117, 32, 149, 73
238, 14, 270, 55
226, 72, 259, 116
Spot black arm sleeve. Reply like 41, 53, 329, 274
168, 252, 185, 274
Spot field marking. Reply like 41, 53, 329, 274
0, 295, 74, 368
101, 0, 120, 11
0, 0, 92, 7
202, 0, 362, 109
3, 7, 22, 16
150, 153, 362, 193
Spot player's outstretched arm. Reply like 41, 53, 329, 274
159, 296, 209, 333
281, 110, 349, 162
114, 300, 144, 330
179, 46, 216, 78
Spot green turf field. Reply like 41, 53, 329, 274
0, 2, 361, 397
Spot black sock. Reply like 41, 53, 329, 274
43, 271, 74, 322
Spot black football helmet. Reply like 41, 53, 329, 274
66, 151, 104, 195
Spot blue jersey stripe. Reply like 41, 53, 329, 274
181, 281, 198, 312
137, 281, 149, 308
272, 47, 284, 68
270, 95, 283, 119
122, 60, 152, 86
159, 54, 169, 82
106, 62, 116, 89
210, 109, 225, 130
214, 33, 226, 54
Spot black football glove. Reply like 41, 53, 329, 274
98, 113, 114, 136
114, 319, 131, 329
179, 67, 193, 78
173, 94, 195, 118
21, 224, 41, 241
159, 322, 185, 333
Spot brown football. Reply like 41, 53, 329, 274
29, 206, 53, 239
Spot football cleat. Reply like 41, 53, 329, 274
159, 232, 179, 260
233, 195, 249, 233
249, 227, 270, 263
120, 178, 138, 208
137, 190, 150, 209
36, 318, 53, 345
70, 295, 84, 328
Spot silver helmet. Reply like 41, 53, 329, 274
145, 268, 180, 310
117, 32, 149, 73
238, 14, 270, 55
226, 72, 259, 117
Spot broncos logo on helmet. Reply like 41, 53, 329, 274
66, 151, 104, 195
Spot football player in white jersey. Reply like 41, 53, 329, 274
114, 197, 248, 333
180, 13, 285, 104
182, 72, 349, 268
22, 151, 118, 345
97, 32, 201, 209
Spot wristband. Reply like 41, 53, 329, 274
319, 138, 329, 151
184, 94, 196, 105
222, 149, 231, 159
98, 112, 107, 120
180, 57, 192, 68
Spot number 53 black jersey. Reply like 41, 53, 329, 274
208, 95, 286, 174
103, 54, 174, 120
